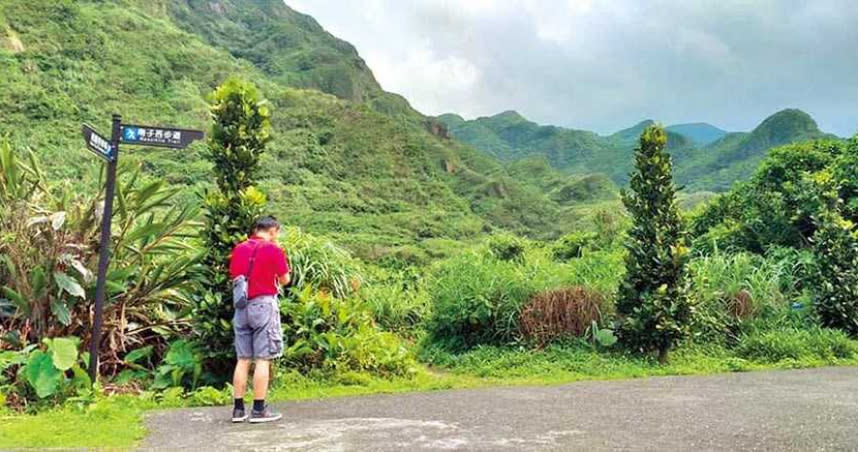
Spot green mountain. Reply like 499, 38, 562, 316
675, 109, 836, 191
665, 123, 727, 146
0, 0, 576, 257
610, 119, 693, 150
506, 156, 618, 205
439, 109, 835, 192
610, 120, 656, 144
0, 0, 838, 256
169, 0, 381, 103
439, 110, 628, 182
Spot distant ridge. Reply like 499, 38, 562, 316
666, 123, 728, 146
439, 108, 837, 191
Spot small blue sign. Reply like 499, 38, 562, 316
123, 127, 140, 142
81, 124, 115, 162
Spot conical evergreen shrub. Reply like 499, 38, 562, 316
193, 78, 271, 378
617, 125, 693, 363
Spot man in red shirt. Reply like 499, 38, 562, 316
228, 216, 290, 423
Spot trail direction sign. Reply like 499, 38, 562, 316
80, 115, 205, 382
120, 124, 205, 149
81, 124, 115, 161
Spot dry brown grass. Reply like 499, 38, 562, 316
727, 289, 755, 320
520, 286, 606, 346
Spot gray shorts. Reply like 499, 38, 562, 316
234, 295, 283, 360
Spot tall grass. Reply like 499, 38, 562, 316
280, 227, 362, 298
361, 283, 430, 335
688, 248, 817, 341
424, 244, 623, 349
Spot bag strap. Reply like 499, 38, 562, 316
245, 240, 264, 281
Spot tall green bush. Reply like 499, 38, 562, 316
617, 125, 693, 363
810, 212, 858, 336
193, 78, 271, 375
691, 138, 854, 253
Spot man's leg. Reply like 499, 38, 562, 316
248, 297, 283, 423
233, 358, 251, 398
233, 302, 253, 421
252, 359, 270, 401
249, 359, 282, 422
231, 358, 251, 422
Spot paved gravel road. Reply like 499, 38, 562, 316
143, 367, 858, 451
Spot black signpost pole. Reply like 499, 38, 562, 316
88, 114, 121, 381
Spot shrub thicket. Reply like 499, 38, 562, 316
689, 249, 810, 342
810, 213, 858, 336
277, 229, 415, 376
425, 246, 623, 350
280, 227, 362, 298
691, 138, 856, 253
486, 232, 527, 262
426, 252, 531, 349
551, 231, 597, 260
360, 267, 429, 335
281, 287, 414, 376
0, 142, 201, 375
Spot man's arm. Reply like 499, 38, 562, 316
228, 245, 241, 279
275, 247, 291, 287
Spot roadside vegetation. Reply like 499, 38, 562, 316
3, 85, 858, 447
2, 3, 858, 448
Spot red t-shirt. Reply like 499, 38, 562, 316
229, 236, 290, 299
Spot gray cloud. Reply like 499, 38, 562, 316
287, 0, 858, 136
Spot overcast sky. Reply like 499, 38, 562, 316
287, 0, 858, 136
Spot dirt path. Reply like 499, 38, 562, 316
143, 366, 858, 451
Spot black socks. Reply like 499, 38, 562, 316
235, 398, 265, 411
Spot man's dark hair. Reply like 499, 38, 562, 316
253, 215, 280, 233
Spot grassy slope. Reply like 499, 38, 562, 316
0, 0, 572, 253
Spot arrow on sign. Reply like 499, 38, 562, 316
120, 124, 205, 149
82, 124, 115, 162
